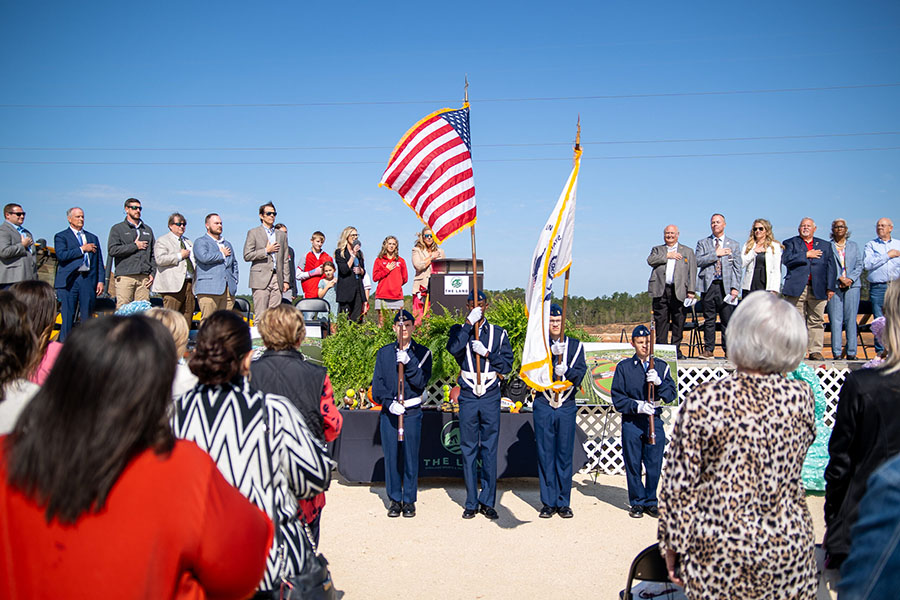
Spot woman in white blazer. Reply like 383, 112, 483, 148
741, 218, 783, 295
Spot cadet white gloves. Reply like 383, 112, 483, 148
645, 369, 662, 386
554, 363, 568, 377
551, 340, 566, 356
396, 349, 410, 364
470, 340, 489, 357
636, 401, 656, 415
466, 306, 483, 325
389, 401, 406, 415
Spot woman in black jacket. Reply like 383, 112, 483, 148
824, 279, 900, 568
334, 225, 366, 323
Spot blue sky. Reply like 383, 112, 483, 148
1, 1, 898, 297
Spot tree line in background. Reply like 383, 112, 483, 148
487, 288, 654, 328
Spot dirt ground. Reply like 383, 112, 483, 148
319, 473, 827, 599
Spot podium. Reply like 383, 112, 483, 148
428, 258, 484, 316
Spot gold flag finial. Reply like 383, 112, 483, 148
464, 75, 469, 104
575, 115, 581, 150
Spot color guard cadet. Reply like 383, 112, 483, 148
611, 325, 675, 519
447, 290, 514, 520
373, 310, 432, 518
534, 303, 587, 519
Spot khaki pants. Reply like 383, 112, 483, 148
115, 274, 151, 308
162, 280, 195, 328
197, 289, 234, 321
252, 272, 281, 320
785, 283, 827, 354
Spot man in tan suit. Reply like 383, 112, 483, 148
647, 224, 697, 359
243, 202, 290, 320
152, 212, 195, 327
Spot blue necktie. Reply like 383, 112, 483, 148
78, 231, 90, 269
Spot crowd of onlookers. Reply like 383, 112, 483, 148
647, 214, 899, 361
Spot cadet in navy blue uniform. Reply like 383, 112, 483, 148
372, 310, 433, 518
446, 290, 514, 520
611, 324, 676, 518
534, 303, 588, 519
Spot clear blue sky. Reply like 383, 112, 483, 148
2, 1, 898, 297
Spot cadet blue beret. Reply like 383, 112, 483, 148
467, 290, 487, 302
394, 310, 414, 323
632, 325, 651, 339
549, 303, 563, 316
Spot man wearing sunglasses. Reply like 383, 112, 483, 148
0, 203, 37, 289
243, 202, 290, 320
107, 198, 156, 308
151, 213, 195, 327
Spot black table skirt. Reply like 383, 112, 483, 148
333, 409, 588, 483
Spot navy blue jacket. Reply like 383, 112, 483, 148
372, 340, 433, 407
54, 228, 103, 290
781, 235, 836, 299
540, 336, 588, 403
447, 320, 513, 398
611, 354, 676, 422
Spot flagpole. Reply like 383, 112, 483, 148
554, 117, 580, 392
462, 76, 483, 387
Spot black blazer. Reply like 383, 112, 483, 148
334, 246, 365, 303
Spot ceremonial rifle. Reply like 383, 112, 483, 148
647, 316, 657, 446
397, 308, 406, 441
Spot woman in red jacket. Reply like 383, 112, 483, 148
372, 235, 408, 326
1, 315, 273, 600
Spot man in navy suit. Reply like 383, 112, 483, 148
54, 207, 104, 341
782, 217, 836, 360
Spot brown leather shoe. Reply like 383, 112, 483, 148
698, 350, 714, 359
808, 352, 825, 361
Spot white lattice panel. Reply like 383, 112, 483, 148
816, 367, 848, 428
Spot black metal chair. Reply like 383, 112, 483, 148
856, 299, 874, 359
296, 298, 332, 339
232, 296, 252, 323
682, 304, 704, 358
621, 543, 677, 600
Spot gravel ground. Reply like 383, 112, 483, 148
319, 473, 827, 599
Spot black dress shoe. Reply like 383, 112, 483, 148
479, 504, 499, 520
629, 505, 644, 519
402, 502, 416, 518
644, 506, 659, 518
557, 506, 574, 519
539, 505, 556, 518
462, 508, 477, 519
387, 500, 402, 518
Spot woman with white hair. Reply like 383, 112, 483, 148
658, 292, 817, 599
824, 279, 900, 569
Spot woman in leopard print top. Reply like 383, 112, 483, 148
658, 292, 817, 599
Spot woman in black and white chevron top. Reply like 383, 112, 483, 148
171, 310, 334, 595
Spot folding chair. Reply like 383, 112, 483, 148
856, 300, 873, 360
621, 543, 683, 600
296, 298, 332, 339
681, 304, 703, 358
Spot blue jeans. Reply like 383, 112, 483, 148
828, 286, 860, 357
870, 282, 887, 353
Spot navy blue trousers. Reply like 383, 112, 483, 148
621, 417, 666, 508
458, 393, 500, 510
533, 396, 577, 508
379, 408, 422, 504
56, 272, 95, 342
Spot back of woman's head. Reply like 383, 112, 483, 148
6, 315, 176, 524
9, 280, 58, 361
0, 292, 36, 394
146, 307, 190, 357
189, 310, 251, 385
726, 292, 807, 374
256, 304, 305, 351
880, 280, 900, 373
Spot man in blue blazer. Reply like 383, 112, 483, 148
782, 217, 836, 360
54, 207, 104, 341
193, 213, 239, 320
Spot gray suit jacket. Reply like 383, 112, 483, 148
695, 234, 742, 294
152, 231, 194, 294
0, 221, 36, 285
647, 243, 697, 301
243, 226, 289, 291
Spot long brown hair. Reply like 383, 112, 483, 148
9, 280, 57, 376
378, 235, 399, 259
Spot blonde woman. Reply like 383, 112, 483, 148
741, 218, 783, 295
146, 307, 198, 398
372, 235, 408, 326
334, 226, 366, 322
411, 227, 445, 321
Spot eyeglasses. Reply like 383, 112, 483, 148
833, 225, 847, 229
126, 205, 142, 211
264, 211, 277, 217
8, 211, 25, 216
172, 222, 186, 227
424, 234, 433, 238
753, 227, 766, 231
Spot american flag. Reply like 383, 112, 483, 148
379, 104, 476, 243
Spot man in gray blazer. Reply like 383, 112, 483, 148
647, 224, 697, 359
243, 202, 290, 320
151, 212, 195, 327
0, 203, 37, 288
193, 213, 238, 321
695, 213, 742, 358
